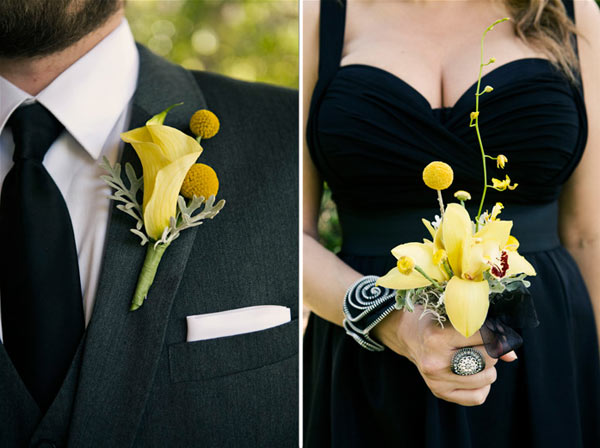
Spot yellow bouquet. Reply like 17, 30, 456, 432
377, 18, 537, 341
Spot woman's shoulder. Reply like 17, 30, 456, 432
575, 0, 600, 98
574, 0, 600, 40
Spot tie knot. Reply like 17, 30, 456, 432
8, 103, 64, 162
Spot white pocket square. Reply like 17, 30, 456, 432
186, 305, 291, 342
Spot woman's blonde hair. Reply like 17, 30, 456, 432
506, 0, 579, 81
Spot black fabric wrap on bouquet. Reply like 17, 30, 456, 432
480, 283, 539, 358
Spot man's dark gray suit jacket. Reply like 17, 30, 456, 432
0, 46, 298, 447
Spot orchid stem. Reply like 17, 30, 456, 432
415, 266, 444, 291
442, 260, 453, 277
473, 18, 509, 232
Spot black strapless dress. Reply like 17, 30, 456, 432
303, 1, 600, 447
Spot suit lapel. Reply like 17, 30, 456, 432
67, 46, 208, 447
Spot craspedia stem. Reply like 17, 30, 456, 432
437, 190, 445, 217
130, 242, 170, 311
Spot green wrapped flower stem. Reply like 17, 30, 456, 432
130, 242, 170, 311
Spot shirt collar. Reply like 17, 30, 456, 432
0, 77, 31, 133
0, 18, 139, 160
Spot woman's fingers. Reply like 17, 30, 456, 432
426, 366, 496, 405
449, 330, 485, 349
461, 344, 498, 369
421, 344, 497, 380
423, 324, 485, 350
445, 365, 497, 390
444, 385, 492, 407
500, 350, 518, 362
405, 312, 506, 407
427, 362, 497, 389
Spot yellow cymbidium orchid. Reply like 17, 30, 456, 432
377, 242, 449, 290
444, 277, 490, 339
422, 218, 444, 252
377, 205, 536, 339
121, 120, 202, 240
442, 203, 535, 337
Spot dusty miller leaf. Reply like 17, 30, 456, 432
100, 156, 147, 245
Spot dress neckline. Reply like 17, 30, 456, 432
338, 58, 556, 112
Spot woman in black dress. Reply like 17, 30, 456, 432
303, 0, 600, 446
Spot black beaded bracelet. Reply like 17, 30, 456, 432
342, 275, 397, 352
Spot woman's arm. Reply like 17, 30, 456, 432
302, 0, 362, 327
559, 0, 600, 347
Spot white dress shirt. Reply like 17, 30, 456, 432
0, 19, 139, 339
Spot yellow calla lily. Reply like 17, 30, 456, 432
121, 123, 203, 240
377, 242, 448, 289
444, 277, 490, 338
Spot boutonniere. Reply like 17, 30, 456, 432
101, 104, 225, 311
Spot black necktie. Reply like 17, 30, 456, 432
0, 103, 84, 412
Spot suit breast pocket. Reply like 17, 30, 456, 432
168, 318, 298, 383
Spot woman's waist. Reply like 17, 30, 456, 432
338, 201, 561, 256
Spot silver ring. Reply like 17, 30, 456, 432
451, 347, 485, 376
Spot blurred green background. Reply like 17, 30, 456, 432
125, 0, 298, 89
318, 184, 341, 253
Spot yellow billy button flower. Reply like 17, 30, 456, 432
397, 256, 415, 275
181, 163, 219, 199
496, 154, 508, 169
121, 106, 203, 240
423, 162, 454, 191
190, 109, 220, 139
470, 111, 480, 121
454, 190, 471, 201
491, 175, 518, 191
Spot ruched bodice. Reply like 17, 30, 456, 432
308, 58, 587, 210
304, 1, 600, 447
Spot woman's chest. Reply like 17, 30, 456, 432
341, 1, 546, 109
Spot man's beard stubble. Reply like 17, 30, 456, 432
0, 0, 121, 59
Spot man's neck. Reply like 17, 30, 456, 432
0, 12, 124, 96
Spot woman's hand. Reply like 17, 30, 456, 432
373, 308, 517, 406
